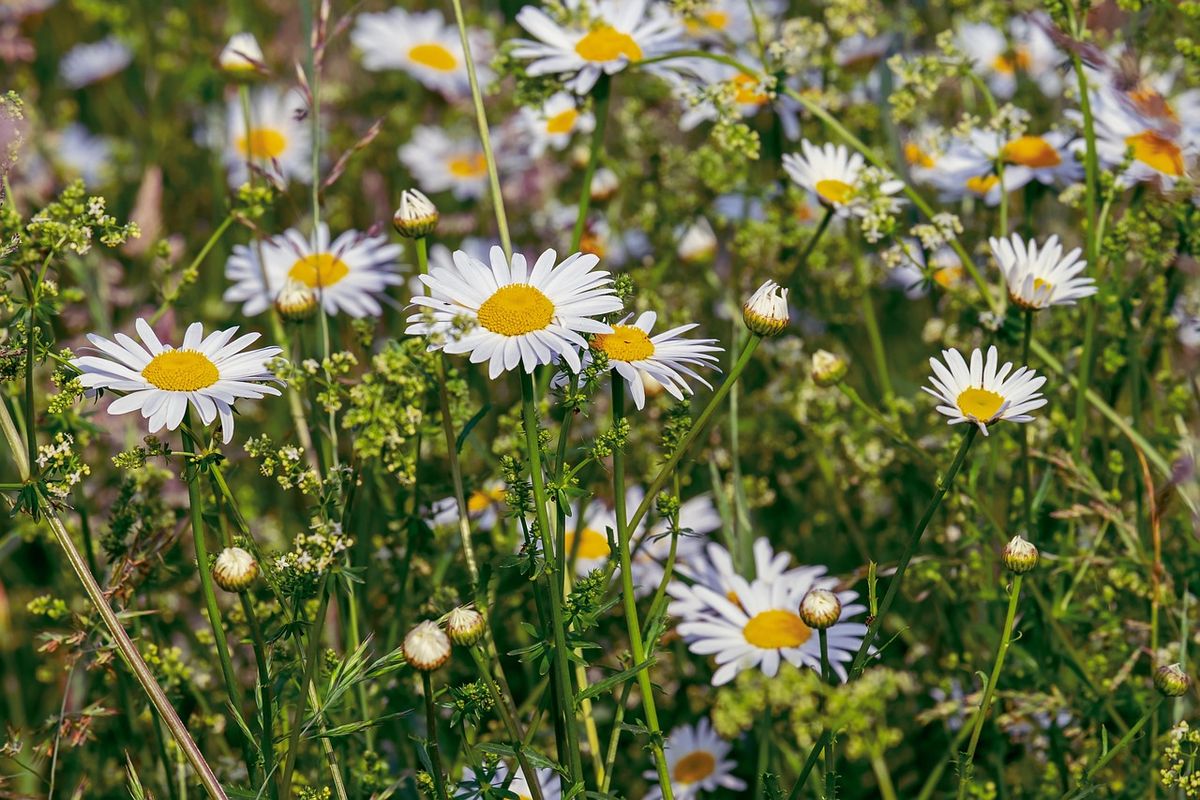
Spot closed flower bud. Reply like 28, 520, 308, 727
798, 588, 842, 630
743, 280, 789, 337
393, 189, 438, 238
446, 606, 485, 646
811, 349, 848, 387
1155, 663, 1191, 697
676, 218, 717, 264
1002, 535, 1039, 574
217, 33, 265, 80
590, 167, 619, 202
274, 279, 318, 322
404, 620, 451, 672
212, 546, 258, 592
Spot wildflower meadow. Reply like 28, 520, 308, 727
3, 0, 1200, 798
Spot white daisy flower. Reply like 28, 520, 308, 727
456, 762, 561, 800
783, 140, 904, 217
643, 718, 746, 800
676, 571, 867, 685
926, 128, 1081, 205
224, 223, 403, 318
668, 537, 814, 619
631, 493, 721, 598
681, 0, 781, 45
54, 123, 112, 187
429, 480, 508, 532
1083, 89, 1194, 187
564, 500, 619, 576
883, 241, 964, 300
399, 125, 492, 201
217, 32, 265, 76
71, 319, 282, 444
350, 8, 491, 98
59, 36, 132, 88
999, 130, 1083, 187
590, 311, 722, 410
675, 53, 776, 132
903, 125, 946, 186
923, 345, 1047, 435
511, 0, 686, 95
519, 91, 595, 157
223, 86, 312, 188
989, 233, 1096, 310
406, 245, 622, 378
957, 14, 1062, 100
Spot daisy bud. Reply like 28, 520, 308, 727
677, 218, 717, 264
393, 189, 439, 238
212, 546, 258, 592
590, 167, 619, 202
217, 33, 265, 80
1002, 535, 1039, 574
274, 279, 318, 322
1155, 663, 1191, 697
743, 280, 789, 337
811, 349, 848, 387
404, 620, 451, 672
446, 606, 485, 647
799, 588, 842, 630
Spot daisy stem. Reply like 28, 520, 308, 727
610, 375, 675, 800
448, 0, 511, 257
1063, 697, 1164, 799
239, 591, 279, 800
1020, 309, 1034, 531
421, 671, 451, 800
571, 75, 611, 250
0, 401, 229, 800
855, 254, 893, 401
956, 573, 1023, 800
19, 268, 37, 475
518, 370, 585, 791
784, 207, 833, 289
819, 629, 837, 800
467, 646, 545, 800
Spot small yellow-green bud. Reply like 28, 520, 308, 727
798, 588, 842, 630
446, 606, 485, 646
393, 189, 438, 238
217, 33, 265, 80
1002, 535, 1039, 574
811, 349, 848, 387
274, 279, 318, 322
743, 279, 789, 337
1155, 663, 1191, 697
404, 620, 451, 672
212, 546, 258, 592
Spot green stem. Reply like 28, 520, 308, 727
857, 256, 893, 400
468, 647, 545, 800
422, 671, 450, 800
1069, 45, 1101, 457
240, 592, 278, 800
571, 76, 611, 250
1020, 310, 1034, 531
1063, 698, 1164, 799
956, 573, 1024, 800
280, 579, 331, 800
21, 269, 37, 473
148, 215, 235, 325
820, 629, 836, 800
784, 207, 834, 289
611, 376, 675, 800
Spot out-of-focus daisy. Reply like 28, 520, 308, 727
564, 500, 618, 575
999, 130, 1083, 187
455, 762, 560, 800
989, 233, 1096, 311
71, 319, 282, 444
406, 246, 622, 379
681, 0, 780, 45
511, 0, 685, 95
643, 718, 745, 800
53, 123, 111, 187
927, 129, 1080, 205
430, 481, 508, 532
676, 572, 867, 685
350, 8, 491, 98
923, 345, 1047, 435
1085, 89, 1193, 187
675, 217, 717, 264
783, 140, 903, 217
883, 240, 964, 299
903, 125, 946, 185
590, 311, 721, 410
957, 15, 1061, 100
217, 32, 265, 77
668, 537, 813, 618
224, 223, 402, 318
834, 33, 891, 73
631, 494, 721, 598
676, 54, 774, 132
519, 91, 595, 157
59, 36, 132, 88
223, 86, 311, 188
399, 125, 491, 200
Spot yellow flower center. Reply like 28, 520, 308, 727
467, 488, 505, 513
1129, 85, 1178, 122
732, 73, 769, 105
673, 751, 717, 784
815, 178, 854, 205
566, 528, 611, 560
933, 267, 963, 288
743, 609, 812, 649
408, 42, 457, 72
448, 153, 487, 179
1002, 135, 1061, 168
575, 25, 643, 63
142, 350, 220, 392
237, 127, 287, 159
1033, 277, 1052, 293
966, 174, 999, 195
1125, 130, 1184, 177
956, 387, 1004, 421
904, 141, 934, 169
476, 284, 555, 336
991, 47, 1031, 75
289, 253, 349, 288
545, 108, 579, 135
593, 324, 655, 362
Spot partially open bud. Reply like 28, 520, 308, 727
446, 606, 485, 646
677, 218, 717, 264
275, 279, 318, 322
812, 349, 848, 387
393, 189, 438, 238
590, 167, 619, 202
1155, 663, 1191, 697
1002, 535, 1039, 574
799, 588, 842, 630
212, 546, 258, 592
217, 33, 266, 80
743, 279, 789, 337
404, 620, 451, 672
